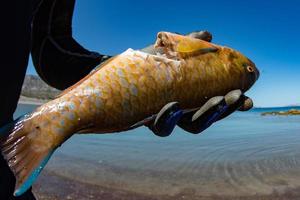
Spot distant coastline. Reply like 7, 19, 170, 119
20, 75, 60, 105
261, 109, 300, 116
21, 74, 60, 100
18, 96, 49, 106
254, 105, 300, 109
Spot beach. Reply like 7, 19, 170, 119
33, 170, 300, 200
34, 170, 161, 200
13, 104, 300, 200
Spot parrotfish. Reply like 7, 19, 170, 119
0, 32, 259, 196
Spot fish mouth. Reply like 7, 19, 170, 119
247, 58, 260, 82
254, 65, 260, 81
242, 63, 260, 92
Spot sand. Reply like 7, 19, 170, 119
32, 170, 300, 200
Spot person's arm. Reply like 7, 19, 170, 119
0, 0, 37, 199
31, 0, 111, 90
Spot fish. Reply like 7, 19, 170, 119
0, 31, 259, 196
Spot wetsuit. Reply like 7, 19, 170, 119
0, 0, 106, 199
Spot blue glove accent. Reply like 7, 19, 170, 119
196, 104, 229, 134
205, 105, 229, 126
158, 110, 183, 137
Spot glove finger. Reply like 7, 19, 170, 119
238, 96, 253, 111
192, 96, 224, 122
178, 90, 244, 134
216, 90, 246, 121
149, 102, 183, 137
178, 97, 227, 134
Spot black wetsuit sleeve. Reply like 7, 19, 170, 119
0, 1, 37, 199
31, 0, 111, 90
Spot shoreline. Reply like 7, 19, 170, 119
34, 170, 162, 200
33, 170, 300, 200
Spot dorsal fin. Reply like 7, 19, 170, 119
156, 32, 219, 56
56, 56, 116, 98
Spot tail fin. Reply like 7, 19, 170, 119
0, 114, 55, 196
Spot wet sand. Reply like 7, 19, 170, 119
33, 170, 300, 200
34, 170, 158, 200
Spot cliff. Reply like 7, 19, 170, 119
261, 109, 300, 116
21, 75, 61, 100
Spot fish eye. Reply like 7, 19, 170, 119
246, 65, 254, 73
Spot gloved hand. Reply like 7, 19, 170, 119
145, 31, 254, 137
147, 90, 253, 137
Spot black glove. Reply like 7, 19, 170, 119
31, 0, 111, 90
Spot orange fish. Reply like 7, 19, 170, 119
0, 32, 259, 196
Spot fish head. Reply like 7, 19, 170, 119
154, 31, 259, 93
223, 48, 260, 92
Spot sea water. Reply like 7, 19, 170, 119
15, 104, 300, 196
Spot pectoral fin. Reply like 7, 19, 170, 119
176, 39, 218, 54
155, 32, 218, 57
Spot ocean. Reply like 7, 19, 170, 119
14, 104, 300, 196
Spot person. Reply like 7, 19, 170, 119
1, 0, 253, 199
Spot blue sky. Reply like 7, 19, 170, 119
26, 0, 300, 107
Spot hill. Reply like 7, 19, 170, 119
21, 75, 61, 100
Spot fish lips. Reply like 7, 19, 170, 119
242, 64, 260, 92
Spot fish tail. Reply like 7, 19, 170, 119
0, 113, 55, 197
